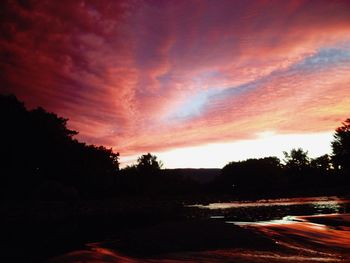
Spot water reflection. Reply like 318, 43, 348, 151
227, 215, 305, 226
312, 202, 342, 213
51, 197, 350, 262
228, 214, 350, 260
188, 196, 350, 222
189, 196, 349, 210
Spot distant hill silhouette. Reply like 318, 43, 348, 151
163, 168, 220, 184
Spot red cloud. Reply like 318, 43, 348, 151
1, 0, 350, 157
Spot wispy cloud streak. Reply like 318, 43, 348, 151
1, 0, 350, 157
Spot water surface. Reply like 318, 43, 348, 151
50, 196, 350, 262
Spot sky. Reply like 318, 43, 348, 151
1, 0, 350, 168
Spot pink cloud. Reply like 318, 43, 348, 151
1, 0, 350, 158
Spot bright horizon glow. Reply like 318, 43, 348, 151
120, 131, 334, 169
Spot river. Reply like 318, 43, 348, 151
50, 196, 350, 262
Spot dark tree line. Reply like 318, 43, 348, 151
1, 94, 119, 200
1, 94, 349, 201
214, 120, 350, 198
0, 95, 197, 200
118, 153, 198, 196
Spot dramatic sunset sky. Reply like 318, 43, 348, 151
1, 0, 350, 168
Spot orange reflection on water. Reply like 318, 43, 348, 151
232, 213, 350, 262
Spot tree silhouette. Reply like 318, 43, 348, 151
310, 154, 332, 171
283, 148, 310, 173
332, 118, 350, 172
218, 157, 283, 195
137, 153, 163, 174
0, 94, 120, 199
